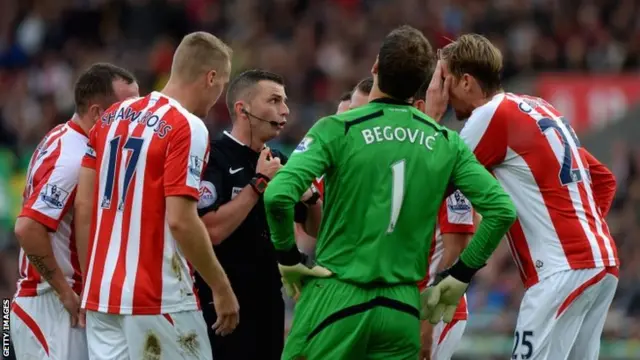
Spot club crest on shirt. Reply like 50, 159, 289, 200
294, 137, 313, 153
188, 155, 204, 178
198, 181, 216, 209
40, 184, 69, 209
447, 190, 471, 215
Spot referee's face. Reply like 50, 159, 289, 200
252, 80, 289, 140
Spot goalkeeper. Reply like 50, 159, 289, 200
264, 25, 517, 360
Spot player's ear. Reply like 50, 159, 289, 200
371, 57, 379, 76
87, 104, 103, 123
206, 69, 217, 87
413, 100, 426, 114
234, 101, 246, 121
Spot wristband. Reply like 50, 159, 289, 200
447, 259, 484, 284
276, 245, 303, 266
304, 189, 320, 206
250, 173, 270, 195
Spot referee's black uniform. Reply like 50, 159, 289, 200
196, 132, 308, 360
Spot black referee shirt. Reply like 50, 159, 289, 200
195, 131, 307, 307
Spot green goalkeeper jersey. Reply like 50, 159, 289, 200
264, 98, 516, 285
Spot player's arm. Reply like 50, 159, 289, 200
264, 117, 336, 263
15, 160, 78, 298
75, 167, 95, 278
75, 138, 98, 278
164, 126, 232, 292
199, 164, 261, 245
449, 133, 516, 277
580, 148, 616, 216
439, 193, 475, 271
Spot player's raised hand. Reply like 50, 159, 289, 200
256, 147, 282, 180
424, 60, 452, 122
58, 289, 82, 327
211, 285, 240, 336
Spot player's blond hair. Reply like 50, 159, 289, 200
171, 32, 232, 82
440, 34, 503, 95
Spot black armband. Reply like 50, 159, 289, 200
294, 202, 308, 223
276, 245, 303, 266
446, 259, 484, 284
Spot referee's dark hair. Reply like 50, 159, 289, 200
74, 63, 136, 115
377, 25, 435, 101
225, 69, 285, 121
355, 77, 374, 95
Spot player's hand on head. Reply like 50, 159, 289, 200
211, 285, 240, 336
424, 60, 452, 122
256, 147, 282, 180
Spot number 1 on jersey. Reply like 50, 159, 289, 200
387, 159, 406, 233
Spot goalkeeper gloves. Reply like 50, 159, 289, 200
420, 259, 483, 324
276, 247, 332, 300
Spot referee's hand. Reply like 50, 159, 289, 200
256, 147, 281, 179
211, 285, 240, 336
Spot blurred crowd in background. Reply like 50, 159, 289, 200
1, 0, 639, 358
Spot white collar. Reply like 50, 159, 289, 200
223, 131, 247, 146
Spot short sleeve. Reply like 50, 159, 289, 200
20, 159, 78, 232
164, 119, 210, 200
459, 97, 507, 169
81, 125, 98, 169
438, 190, 475, 234
197, 159, 227, 216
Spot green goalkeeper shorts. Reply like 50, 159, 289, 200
283, 277, 420, 360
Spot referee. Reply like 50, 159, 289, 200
196, 69, 322, 360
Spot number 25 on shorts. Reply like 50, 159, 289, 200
512, 330, 533, 360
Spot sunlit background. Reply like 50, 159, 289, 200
0, 0, 639, 359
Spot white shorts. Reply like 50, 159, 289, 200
86, 310, 212, 360
431, 319, 466, 360
512, 267, 618, 360
10, 291, 88, 360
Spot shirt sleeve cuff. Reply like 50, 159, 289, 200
19, 208, 59, 232
164, 186, 199, 201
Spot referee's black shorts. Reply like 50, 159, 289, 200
202, 285, 285, 360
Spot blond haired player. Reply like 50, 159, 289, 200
425, 35, 619, 360
11, 63, 139, 360
75, 32, 239, 360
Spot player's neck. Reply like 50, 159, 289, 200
471, 90, 503, 109
161, 81, 199, 115
230, 126, 264, 152
368, 87, 393, 103
72, 113, 93, 136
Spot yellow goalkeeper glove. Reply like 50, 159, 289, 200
279, 263, 332, 300
420, 259, 482, 324
276, 247, 332, 301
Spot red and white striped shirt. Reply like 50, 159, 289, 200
460, 93, 618, 289
81, 92, 209, 315
16, 120, 86, 297
418, 191, 475, 321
